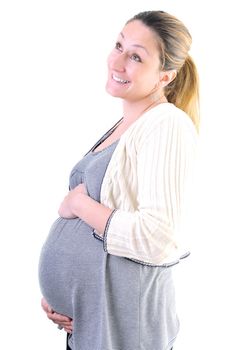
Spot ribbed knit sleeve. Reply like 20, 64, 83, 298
102, 113, 197, 266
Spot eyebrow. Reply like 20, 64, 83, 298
120, 32, 149, 55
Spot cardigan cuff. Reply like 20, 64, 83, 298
125, 251, 191, 268
92, 231, 104, 241
102, 209, 118, 252
92, 209, 118, 251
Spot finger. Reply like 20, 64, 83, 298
41, 298, 53, 313
64, 324, 73, 333
52, 320, 73, 328
52, 313, 72, 322
63, 323, 73, 330
47, 312, 72, 323
75, 183, 87, 194
64, 327, 73, 333
41, 297, 48, 311
81, 183, 87, 194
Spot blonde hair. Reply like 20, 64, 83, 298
128, 11, 200, 132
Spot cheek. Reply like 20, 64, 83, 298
107, 51, 116, 69
135, 69, 160, 92
145, 68, 160, 86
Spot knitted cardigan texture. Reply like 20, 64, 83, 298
94, 103, 198, 266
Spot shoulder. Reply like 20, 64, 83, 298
130, 103, 198, 147
139, 103, 197, 134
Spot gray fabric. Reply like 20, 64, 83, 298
38, 127, 179, 350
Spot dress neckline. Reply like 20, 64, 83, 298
90, 117, 123, 154
91, 138, 120, 155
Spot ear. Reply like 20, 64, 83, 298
159, 70, 177, 87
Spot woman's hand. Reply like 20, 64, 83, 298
59, 182, 112, 235
41, 297, 73, 333
58, 183, 88, 219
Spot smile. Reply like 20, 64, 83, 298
112, 74, 130, 84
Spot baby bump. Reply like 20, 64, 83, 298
38, 217, 105, 317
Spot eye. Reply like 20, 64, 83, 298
130, 53, 142, 62
115, 41, 122, 51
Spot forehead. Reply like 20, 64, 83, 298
119, 20, 158, 51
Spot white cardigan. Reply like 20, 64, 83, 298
93, 103, 198, 266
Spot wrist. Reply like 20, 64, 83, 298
71, 192, 113, 235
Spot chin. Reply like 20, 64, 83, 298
106, 82, 131, 99
105, 84, 123, 98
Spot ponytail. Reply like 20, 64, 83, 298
128, 11, 200, 131
165, 55, 200, 132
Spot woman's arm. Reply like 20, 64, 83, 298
58, 183, 113, 236
59, 115, 197, 265
99, 116, 197, 265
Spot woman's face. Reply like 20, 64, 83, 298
106, 20, 162, 102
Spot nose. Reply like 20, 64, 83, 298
109, 52, 126, 72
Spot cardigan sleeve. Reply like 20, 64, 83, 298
99, 115, 198, 265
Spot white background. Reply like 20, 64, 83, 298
0, 0, 231, 349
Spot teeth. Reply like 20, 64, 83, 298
112, 74, 129, 84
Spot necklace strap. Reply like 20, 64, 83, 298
84, 117, 123, 156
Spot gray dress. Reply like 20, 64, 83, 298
38, 123, 179, 350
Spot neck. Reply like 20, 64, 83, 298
121, 93, 167, 126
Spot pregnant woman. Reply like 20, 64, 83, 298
39, 10, 199, 350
